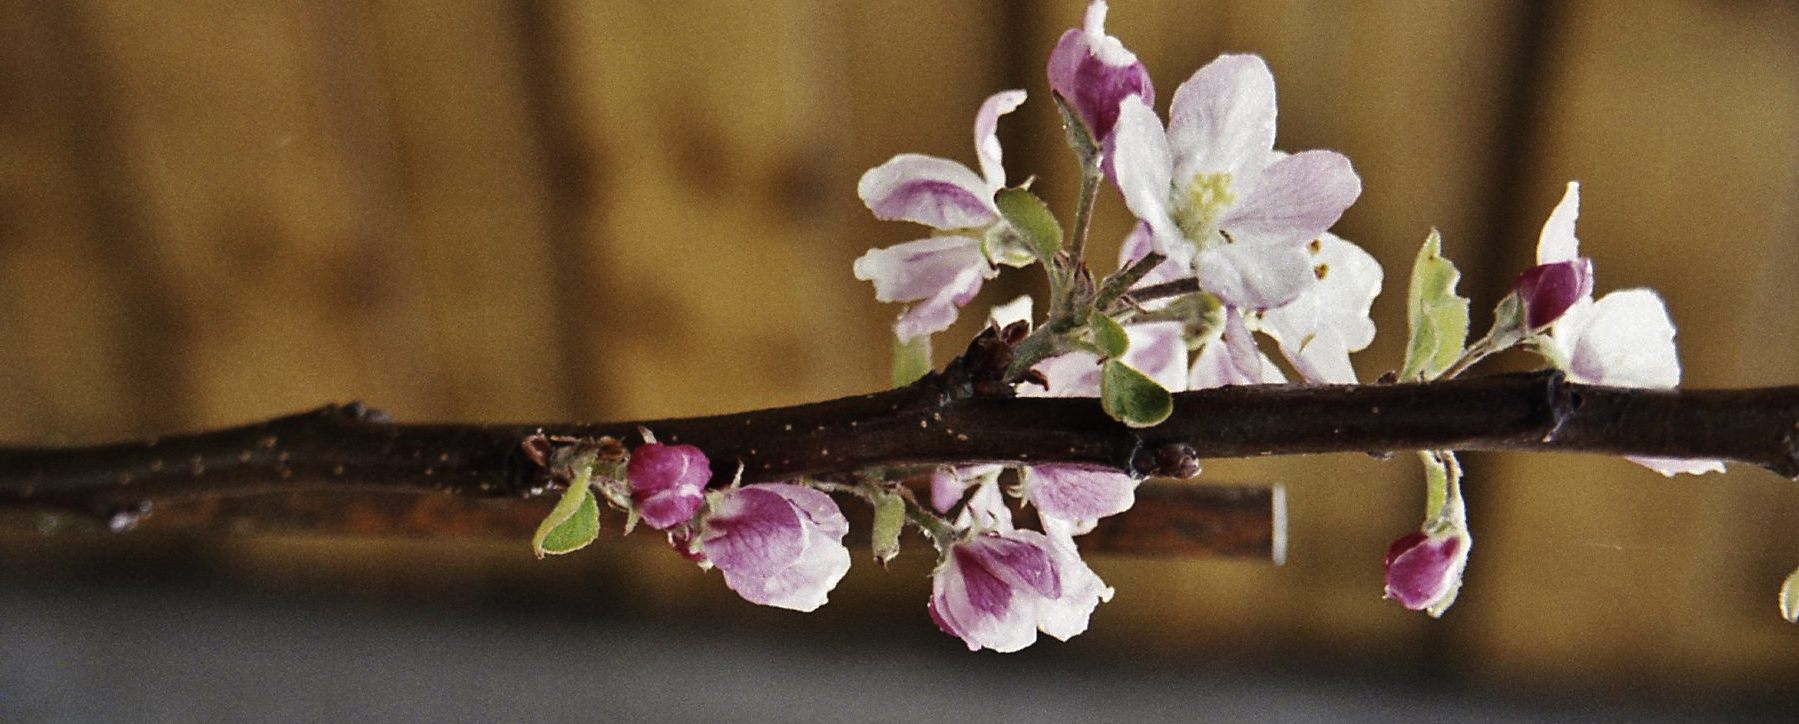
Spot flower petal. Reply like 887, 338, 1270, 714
853, 235, 989, 303
701, 487, 806, 581
1627, 455, 1726, 477
1553, 289, 1681, 388
893, 263, 991, 343
1537, 181, 1581, 264
1190, 309, 1286, 388
858, 154, 998, 229
1022, 464, 1137, 534
1194, 237, 1316, 310
1221, 149, 1360, 248
1167, 54, 1278, 185
1035, 528, 1113, 640
1112, 97, 1180, 243
1260, 233, 1383, 383
755, 524, 852, 612
974, 90, 1028, 189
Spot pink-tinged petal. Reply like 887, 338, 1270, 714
1022, 464, 1136, 533
701, 484, 851, 612
1167, 54, 1277, 184
1046, 1, 1153, 143
1123, 321, 1189, 392
1221, 150, 1360, 247
1552, 289, 1681, 388
1384, 529, 1471, 612
931, 547, 1037, 652
1021, 350, 1104, 398
1190, 309, 1286, 389
956, 469, 1013, 531
701, 487, 806, 578
626, 442, 711, 530
893, 262, 990, 343
1194, 237, 1315, 310
1536, 181, 1581, 264
1260, 233, 1383, 383
1034, 529, 1113, 640
1513, 258, 1594, 329
858, 154, 998, 229
930, 467, 964, 514
853, 235, 989, 303
1118, 221, 1189, 287
974, 90, 1028, 189
1111, 97, 1180, 242
1627, 455, 1726, 477
968, 531, 1062, 600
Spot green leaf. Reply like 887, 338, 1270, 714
1100, 359, 1172, 428
1088, 310, 1130, 359
532, 477, 600, 558
891, 334, 932, 388
869, 490, 905, 566
994, 187, 1064, 263
1781, 567, 1799, 624
1400, 230, 1471, 381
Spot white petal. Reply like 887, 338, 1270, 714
1022, 464, 1137, 533
1537, 181, 1581, 264
1118, 221, 1192, 291
1122, 321, 1189, 392
1628, 455, 1726, 477
1222, 149, 1360, 248
1553, 289, 1680, 388
858, 154, 997, 229
974, 90, 1028, 189
1167, 54, 1278, 186
1195, 238, 1316, 311
1035, 533, 1112, 641
1111, 97, 1180, 243
988, 294, 1034, 328
1022, 350, 1104, 398
1189, 310, 1286, 388
1260, 234, 1382, 383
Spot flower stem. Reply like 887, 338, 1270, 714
1068, 157, 1104, 268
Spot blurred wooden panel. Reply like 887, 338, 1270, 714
1470, 0, 1799, 692
538, 1, 1002, 419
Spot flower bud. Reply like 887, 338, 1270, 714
1512, 258, 1594, 330
1047, 0, 1153, 144
625, 441, 710, 530
1383, 528, 1471, 615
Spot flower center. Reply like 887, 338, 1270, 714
1174, 172, 1235, 245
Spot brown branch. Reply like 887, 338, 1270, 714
1, 369, 1793, 525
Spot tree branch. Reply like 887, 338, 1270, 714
2, 370, 1793, 532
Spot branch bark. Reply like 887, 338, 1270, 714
2, 370, 1793, 530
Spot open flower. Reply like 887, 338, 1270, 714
1383, 526, 1471, 616
626, 440, 709, 530
1526, 183, 1723, 476
929, 529, 1113, 652
855, 90, 1030, 342
1047, 0, 1152, 145
1113, 55, 1361, 311
698, 484, 852, 612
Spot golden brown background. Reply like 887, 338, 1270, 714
1, 0, 1795, 718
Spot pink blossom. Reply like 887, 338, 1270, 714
699, 484, 851, 612
929, 529, 1113, 652
1383, 528, 1470, 615
626, 442, 709, 530
855, 91, 1029, 342
1047, 0, 1153, 144
1112, 55, 1361, 311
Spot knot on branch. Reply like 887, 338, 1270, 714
1132, 441, 1202, 479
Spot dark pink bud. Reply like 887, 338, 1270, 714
1383, 528, 1470, 612
1512, 258, 1594, 329
626, 442, 710, 530
1047, 1, 1153, 144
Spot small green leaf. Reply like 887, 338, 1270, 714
891, 334, 932, 388
1088, 311, 1130, 359
994, 187, 1064, 263
532, 478, 600, 558
1100, 359, 1172, 428
1400, 230, 1471, 381
869, 490, 905, 566
1780, 567, 1799, 624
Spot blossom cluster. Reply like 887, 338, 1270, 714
533, 0, 1733, 651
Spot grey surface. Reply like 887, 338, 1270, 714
1, 581, 1779, 724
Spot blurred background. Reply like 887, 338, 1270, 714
1, 0, 1795, 720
